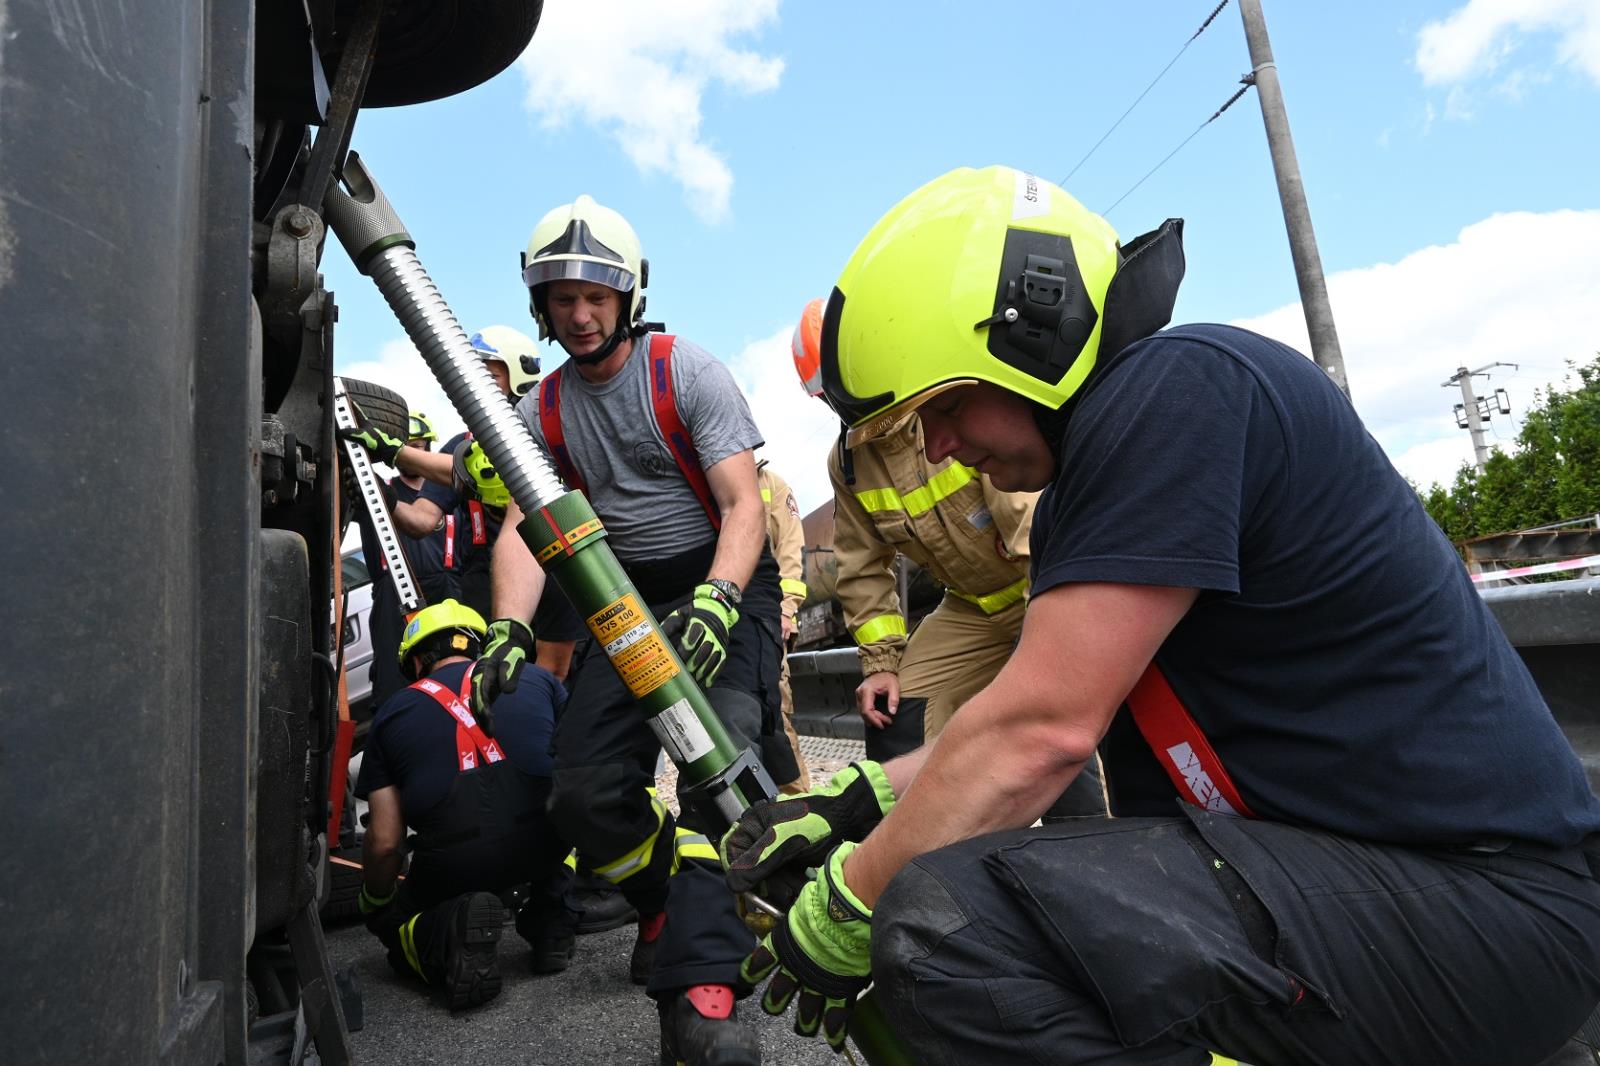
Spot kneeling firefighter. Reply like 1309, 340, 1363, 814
356, 600, 577, 1010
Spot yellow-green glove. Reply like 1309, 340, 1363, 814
721, 761, 894, 907
740, 843, 872, 1053
660, 583, 739, 688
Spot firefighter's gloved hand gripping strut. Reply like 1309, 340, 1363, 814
721, 761, 896, 907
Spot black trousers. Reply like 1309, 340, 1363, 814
547, 543, 785, 997
871, 808, 1600, 1065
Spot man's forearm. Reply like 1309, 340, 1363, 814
843, 686, 1090, 908
361, 842, 404, 897
393, 445, 455, 487
706, 496, 764, 591
491, 502, 544, 622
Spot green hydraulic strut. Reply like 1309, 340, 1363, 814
322, 153, 774, 832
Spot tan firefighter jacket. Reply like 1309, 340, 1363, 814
830, 415, 1037, 675
757, 461, 808, 620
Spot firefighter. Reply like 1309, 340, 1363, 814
342, 328, 585, 682
792, 298, 1039, 764
477, 194, 795, 1064
756, 458, 811, 792
355, 600, 575, 1010
723, 166, 1600, 1062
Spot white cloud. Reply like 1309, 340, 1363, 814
337, 337, 470, 446
1416, 0, 1600, 97
725, 324, 841, 519
517, 0, 785, 224
1230, 209, 1600, 492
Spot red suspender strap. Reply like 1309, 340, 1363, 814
443, 514, 456, 568
467, 501, 487, 545
538, 372, 588, 494
412, 675, 506, 771
1125, 663, 1257, 818
647, 333, 721, 530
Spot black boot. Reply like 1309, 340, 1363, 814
441, 892, 505, 1011
659, 985, 759, 1066
515, 894, 580, 974
573, 871, 638, 933
631, 910, 667, 985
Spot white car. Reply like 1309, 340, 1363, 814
339, 548, 376, 723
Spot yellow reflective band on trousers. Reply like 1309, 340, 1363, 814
594, 790, 669, 885
853, 613, 908, 645
1209, 1055, 1242, 1066
563, 849, 578, 872
948, 575, 1028, 615
780, 578, 809, 599
853, 463, 976, 518
399, 913, 425, 978
669, 828, 719, 875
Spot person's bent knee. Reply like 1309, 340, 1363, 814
869, 860, 972, 1061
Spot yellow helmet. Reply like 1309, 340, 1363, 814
407, 410, 438, 443
469, 325, 542, 398
452, 439, 511, 509
521, 194, 648, 345
821, 166, 1121, 445
397, 599, 488, 676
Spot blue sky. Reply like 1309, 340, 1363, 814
332, 0, 1600, 516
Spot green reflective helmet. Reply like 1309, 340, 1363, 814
822, 166, 1121, 445
397, 599, 488, 673
452, 439, 511, 509
407, 410, 438, 443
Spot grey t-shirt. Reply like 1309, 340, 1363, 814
514, 334, 764, 563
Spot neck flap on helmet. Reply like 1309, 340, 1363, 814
1031, 218, 1187, 452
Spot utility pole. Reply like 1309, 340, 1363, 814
1442, 363, 1516, 472
1238, 0, 1350, 398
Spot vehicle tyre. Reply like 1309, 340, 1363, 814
338, 376, 409, 531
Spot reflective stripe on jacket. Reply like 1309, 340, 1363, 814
757, 462, 808, 619
830, 415, 1036, 675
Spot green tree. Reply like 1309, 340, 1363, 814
1419, 352, 1600, 540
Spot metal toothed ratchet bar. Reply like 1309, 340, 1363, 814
321, 152, 777, 834
333, 378, 424, 613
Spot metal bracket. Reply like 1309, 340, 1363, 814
332, 377, 424, 613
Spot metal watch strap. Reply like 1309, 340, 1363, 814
706, 577, 743, 605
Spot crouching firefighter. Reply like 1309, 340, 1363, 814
356, 600, 578, 1010
723, 167, 1600, 1064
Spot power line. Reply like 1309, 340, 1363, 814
1102, 80, 1252, 217
1058, 1, 1231, 185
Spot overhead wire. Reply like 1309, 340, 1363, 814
1102, 80, 1253, 216
1058, 0, 1231, 185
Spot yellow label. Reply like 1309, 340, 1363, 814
536, 519, 606, 563
587, 594, 679, 697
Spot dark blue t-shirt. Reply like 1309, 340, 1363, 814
435, 432, 503, 579
354, 660, 563, 823
1032, 323, 1600, 847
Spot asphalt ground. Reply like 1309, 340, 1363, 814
326, 735, 866, 1065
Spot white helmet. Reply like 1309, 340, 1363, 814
521, 194, 649, 355
468, 325, 542, 397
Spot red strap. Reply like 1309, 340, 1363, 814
412, 673, 506, 772
648, 334, 721, 530
1125, 663, 1257, 818
467, 501, 487, 545
538, 372, 588, 493
443, 514, 456, 568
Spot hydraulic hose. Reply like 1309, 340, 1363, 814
323, 153, 775, 830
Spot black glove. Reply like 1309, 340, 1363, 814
338, 402, 405, 465
659, 583, 739, 688
720, 761, 896, 908
469, 617, 535, 736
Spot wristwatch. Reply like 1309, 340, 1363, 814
705, 578, 743, 606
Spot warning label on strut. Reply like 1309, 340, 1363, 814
587, 594, 678, 697
650, 697, 715, 765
